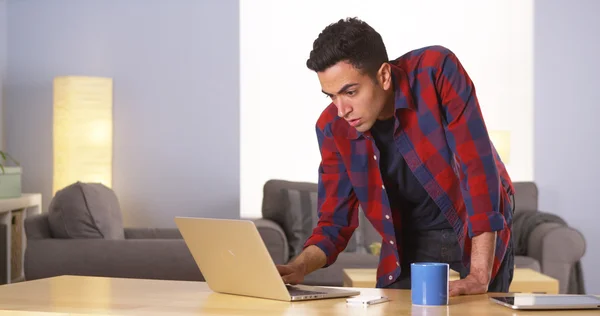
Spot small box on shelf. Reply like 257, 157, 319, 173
0, 166, 22, 199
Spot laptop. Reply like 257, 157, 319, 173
490, 294, 600, 310
174, 217, 361, 301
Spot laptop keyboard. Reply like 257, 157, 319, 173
286, 285, 327, 296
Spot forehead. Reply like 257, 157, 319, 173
317, 61, 367, 92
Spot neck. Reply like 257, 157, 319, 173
377, 89, 395, 120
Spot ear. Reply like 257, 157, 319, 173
377, 63, 392, 90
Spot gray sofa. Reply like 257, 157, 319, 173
24, 180, 586, 294
25, 213, 203, 281
24, 212, 289, 282
23, 182, 286, 282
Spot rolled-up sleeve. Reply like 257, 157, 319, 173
303, 124, 360, 267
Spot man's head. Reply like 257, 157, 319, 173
307, 17, 394, 132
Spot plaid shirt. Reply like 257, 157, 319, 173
304, 45, 515, 288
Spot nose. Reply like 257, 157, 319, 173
336, 100, 352, 118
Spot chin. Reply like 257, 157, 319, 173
355, 122, 374, 133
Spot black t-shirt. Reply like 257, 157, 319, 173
370, 118, 452, 232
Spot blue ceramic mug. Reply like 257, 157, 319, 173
411, 262, 449, 306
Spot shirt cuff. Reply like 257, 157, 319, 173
303, 235, 339, 268
468, 212, 507, 238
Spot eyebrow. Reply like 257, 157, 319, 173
322, 83, 359, 96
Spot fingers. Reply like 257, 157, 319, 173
276, 265, 300, 284
449, 280, 464, 297
449, 278, 487, 296
276, 265, 293, 276
282, 274, 299, 285
449, 288, 462, 297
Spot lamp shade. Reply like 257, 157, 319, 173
488, 130, 511, 164
53, 76, 113, 195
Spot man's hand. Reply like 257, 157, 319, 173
449, 231, 496, 296
449, 273, 488, 296
275, 245, 327, 285
276, 263, 306, 285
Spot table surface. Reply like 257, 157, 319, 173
0, 275, 598, 315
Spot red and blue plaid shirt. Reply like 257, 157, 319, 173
304, 45, 515, 288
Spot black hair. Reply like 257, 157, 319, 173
306, 17, 389, 77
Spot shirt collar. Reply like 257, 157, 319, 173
391, 63, 416, 112
347, 63, 415, 140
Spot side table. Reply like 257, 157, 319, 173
0, 194, 42, 284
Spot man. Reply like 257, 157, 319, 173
276, 17, 515, 296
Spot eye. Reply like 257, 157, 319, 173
346, 90, 356, 96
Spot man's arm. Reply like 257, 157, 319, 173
470, 232, 496, 284
276, 121, 360, 284
434, 47, 506, 295
448, 231, 496, 296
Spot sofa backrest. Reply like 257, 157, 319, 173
513, 182, 539, 213
262, 179, 366, 260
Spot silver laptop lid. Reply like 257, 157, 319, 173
175, 217, 292, 301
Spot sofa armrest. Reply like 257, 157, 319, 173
527, 222, 586, 293
24, 238, 203, 282
124, 228, 182, 239
24, 213, 52, 239
253, 218, 289, 265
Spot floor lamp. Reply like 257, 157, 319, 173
53, 76, 113, 195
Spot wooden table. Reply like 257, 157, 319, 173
0, 275, 596, 315
344, 268, 560, 294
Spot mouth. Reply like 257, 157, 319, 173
347, 118, 361, 127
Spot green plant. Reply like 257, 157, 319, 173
0, 150, 20, 174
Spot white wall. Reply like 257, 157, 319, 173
534, 0, 600, 295
240, 0, 534, 218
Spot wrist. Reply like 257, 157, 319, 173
291, 258, 305, 268
290, 256, 308, 274
468, 266, 491, 285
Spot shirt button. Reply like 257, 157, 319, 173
389, 240, 394, 245
373, 155, 377, 160
388, 275, 393, 280
381, 185, 385, 189
396, 261, 400, 266
385, 215, 390, 220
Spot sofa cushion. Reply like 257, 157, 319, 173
262, 180, 358, 260
48, 181, 125, 239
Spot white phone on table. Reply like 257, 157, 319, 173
346, 295, 389, 306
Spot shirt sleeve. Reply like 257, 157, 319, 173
302, 123, 360, 267
435, 48, 507, 238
